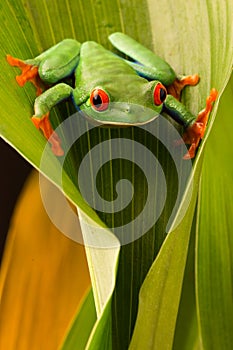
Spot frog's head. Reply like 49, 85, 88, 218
80, 80, 167, 126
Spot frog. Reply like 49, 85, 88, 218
6, 32, 217, 158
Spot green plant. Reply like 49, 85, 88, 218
0, 0, 232, 349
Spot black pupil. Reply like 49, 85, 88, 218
160, 88, 166, 102
93, 93, 102, 107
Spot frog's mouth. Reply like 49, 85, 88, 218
80, 102, 160, 126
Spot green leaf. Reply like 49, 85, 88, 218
196, 75, 233, 349
171, 76, 233, 350
128, 1, 233, 348
78, 210, 120, 317
128, 169, 200, 350
0, 1, 232, 350
59, 289, 97, 350
172, 207, 201, 350
0, 0, 102, 225
75, 209, 120, 349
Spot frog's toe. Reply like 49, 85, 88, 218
183, 143, 197, 159
32, 113, 64, 156
182, 122, 202, 159
196, 88, 218, 127
49, 133, 64, 156
17, 66, 42, 95
167, 74, 199, 100
6, 55, 23, 67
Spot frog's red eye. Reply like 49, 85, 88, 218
90, 88, 109, 111
153, 83, 167, 106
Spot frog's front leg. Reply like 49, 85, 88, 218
182, 88, 218, 158
32, 83, 73, 156
163, 89, 218, 159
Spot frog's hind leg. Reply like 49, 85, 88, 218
109, 32, 176, 86
167, 74, 200, 101
6, 55, 43, 95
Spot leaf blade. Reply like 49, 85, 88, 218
129, 0, 233, 348
196, 75, 233, 350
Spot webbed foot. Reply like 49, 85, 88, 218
167, 74, 200, 100
183, 88, 218, 159
32, 113, 64, 156
6, 55, 43, 96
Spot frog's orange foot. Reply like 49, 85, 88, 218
167, 74, 200, 100
183, 88, 218, 159
32, 113, 64, 156
6, 55, 43, 96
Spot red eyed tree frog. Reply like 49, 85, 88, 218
7, 32, 217, 158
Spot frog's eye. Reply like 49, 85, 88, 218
153, 83, 167, 106
90, 88, 110, 111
